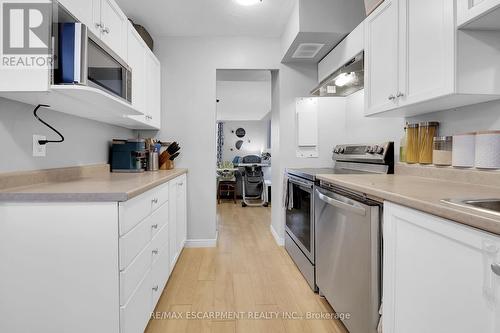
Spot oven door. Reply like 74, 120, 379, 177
285, 176, 314, 263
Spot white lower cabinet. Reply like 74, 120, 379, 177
169, 174, 187, 272
383, 202, 500, 333
0, 173, 187, 333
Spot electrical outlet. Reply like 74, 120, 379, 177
33, 135, 46, 157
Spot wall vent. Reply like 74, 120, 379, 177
292, 43, 325, 59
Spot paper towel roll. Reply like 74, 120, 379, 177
452, 133, 475, 168
475, 131, 500, 169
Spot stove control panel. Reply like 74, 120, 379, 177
333, 142, 394, 164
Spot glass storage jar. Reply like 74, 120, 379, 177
418, 122, 439, 164
406, 123, 419, 164
433, 136, 453, 166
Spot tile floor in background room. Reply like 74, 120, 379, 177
145, 203, 347, 333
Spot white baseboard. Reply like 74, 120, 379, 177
184, 231, 218, 248
270, 225, 284, 246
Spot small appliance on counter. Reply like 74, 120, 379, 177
111, 139, 147, 173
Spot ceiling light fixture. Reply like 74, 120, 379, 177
235, 0, 262, 6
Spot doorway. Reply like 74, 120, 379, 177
215, 69, 273, 209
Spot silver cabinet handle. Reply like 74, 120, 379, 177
152, 198, 158, 204
152, 224, 158, 230
492, 263, 500, 276
316, 190, 366, 216
178, 182, 184, 186
388, 94, 396, 101
102, 27, 110, 34
152, 248, 159, 255
396, 91, 405, 98
152, 285, 159, 292
95, 22, 103, 29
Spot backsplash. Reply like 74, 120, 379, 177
406, 98, 500, 136
0, 98, 134, 173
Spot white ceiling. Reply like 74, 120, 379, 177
116, 0, 296, 38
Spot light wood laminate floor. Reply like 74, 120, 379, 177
145, 202, 348, 333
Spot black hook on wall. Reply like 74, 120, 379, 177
33, 104, 65, 145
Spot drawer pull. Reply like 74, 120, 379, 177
152, 224, 159, 230
492, 263, 500, 276
152, 285, 159, 292
152, 248, 159, 255
152, 198, 159, 204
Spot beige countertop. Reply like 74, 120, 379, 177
316, 173, 500, 235
0, 166, 187, 202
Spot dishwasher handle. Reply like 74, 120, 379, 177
316, 189, 366, 216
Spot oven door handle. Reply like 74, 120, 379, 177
289, 178, 313, 189
316, 190, 366, 216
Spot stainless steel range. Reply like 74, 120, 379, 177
285, 142, 394, 304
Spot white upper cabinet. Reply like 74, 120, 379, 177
383, 202, 500, 333
364, 0, 500, 117
99, 0, 128, 61
127, 24, 147, 115
127, 23, 162, 130
58, 0, 99, 35
145, 52, 162, 129
457, 0, 500, 29
396, 0, 455, 108
364, 0, 400, 114
94, 0, 128, 61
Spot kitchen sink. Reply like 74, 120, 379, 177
442, 199, 500, 216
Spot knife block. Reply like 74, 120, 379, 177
159, 151, 174, 170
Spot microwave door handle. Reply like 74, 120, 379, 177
81, 26, 88, 85
316, 190, 366, 216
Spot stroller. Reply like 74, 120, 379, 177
239, 155, 268, 207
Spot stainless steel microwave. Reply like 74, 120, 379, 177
55, 22, 132, 102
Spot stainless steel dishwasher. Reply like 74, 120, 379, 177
315, 183, 381, 333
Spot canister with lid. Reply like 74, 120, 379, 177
475, 130, 500, 169
452, 132, 476, 168
406, 123, 419, 164
433, 136, 453, 166
418, 122, 439, 164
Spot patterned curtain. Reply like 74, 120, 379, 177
216, 122, 224, 165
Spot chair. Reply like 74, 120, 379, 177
217, 162, 237, 204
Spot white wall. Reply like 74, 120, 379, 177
155, 36, 281, 242
221, 119, 270, 162
216, 80, 271, 121
406, 99, 500, 135
0, 98, 134, 172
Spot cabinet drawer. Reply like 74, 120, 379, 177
120, 216, 152, 270
120, 269, 152, 333
151, 223, 169, 265
150, 182, 169, 212
120, 243, 152, 306
119, 193, 153, 236
152, 246, 170, 309
151, 202, 169, 238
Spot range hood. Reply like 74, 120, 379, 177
311, 51, 364, 97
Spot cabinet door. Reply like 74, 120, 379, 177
100, 0, 128, 61
127, 23, 147, 114
145, 52, 162, 129
169, 181, 179, 272
383, 202, 500, 333
59, 0, 99, 35
457, 0, 500, 27
176, 176, 187, 253
364, 0, 400, 116
397, 0, 455, 107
